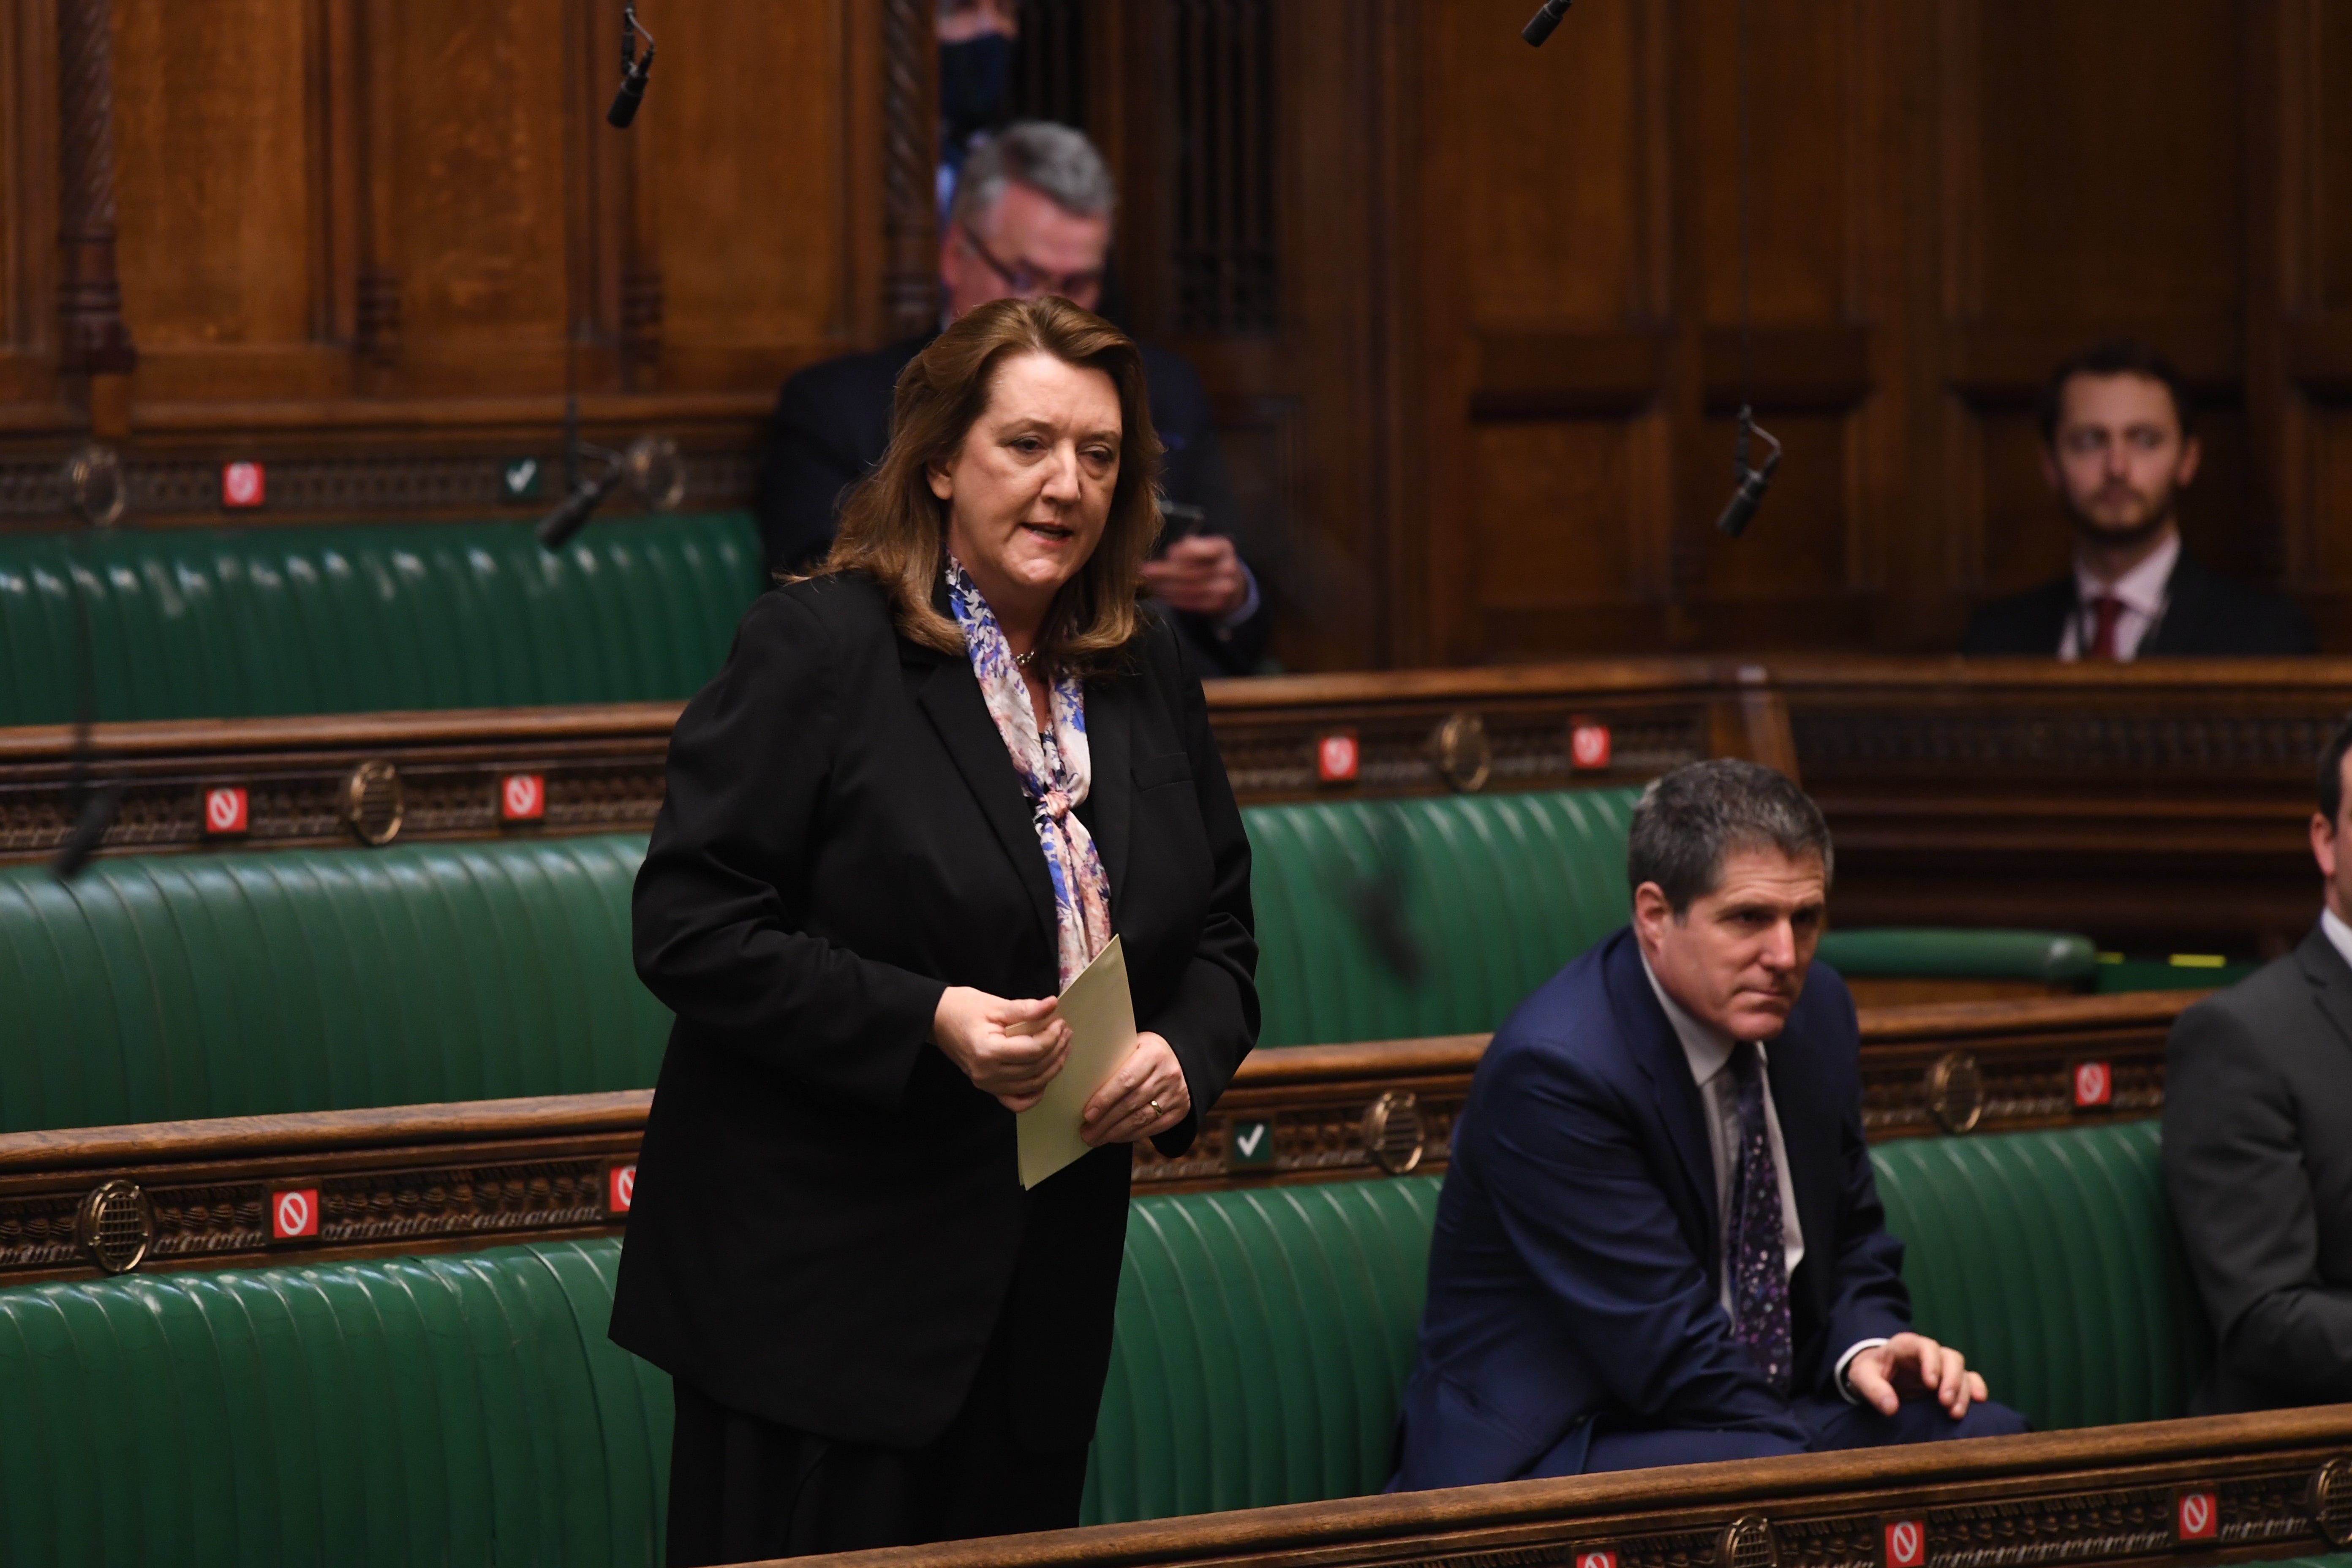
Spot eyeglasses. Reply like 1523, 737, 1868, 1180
956, 223, 1104, 302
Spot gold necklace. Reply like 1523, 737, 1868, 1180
1013, 648, 1040, 671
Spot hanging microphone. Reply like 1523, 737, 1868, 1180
607, 5, 656, 128
1714, 406, 1783, 538
535, 427, 687, 551
536, 468, 625, 550
52, 445, 129, 881
1522, 0, 1573, 46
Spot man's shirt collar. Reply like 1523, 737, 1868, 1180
1639, 947, 1753, 1087
2321, 906, 2352, 975
2074, 527, 2178, 618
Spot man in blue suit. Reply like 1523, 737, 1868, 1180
1394, 760, 2026, 1487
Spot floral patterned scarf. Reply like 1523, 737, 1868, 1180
945, 555, 1115, 991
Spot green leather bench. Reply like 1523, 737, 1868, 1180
0, 513, 766, 724
0, 1122, 2205, 1562
1244, 788, 2099, 1046
1082, 1119, 2201, 1521
0, 836, 664, 1133
0, 792, 2109, 1131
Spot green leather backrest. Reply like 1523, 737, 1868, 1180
0, 836, 666, 1132
1873, 1119, 2207, 1432
1240, 789, 2103, 1045
0, 513, 765, 724
1083, 1177, 1443, 1524
0, 1239, 665, 1568
1242, 790, 1641, 1046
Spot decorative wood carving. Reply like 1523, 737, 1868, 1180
0, 993, 2190, 1284
53, 0, 134, 376
0, 449, 756, 526
880, 0, 939, 337
0, 655, 2344, 948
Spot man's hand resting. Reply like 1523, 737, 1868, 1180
1079, 1032, 1191, 1146
1846, 1332, 1989, 1419
932, 987, 1070, 1111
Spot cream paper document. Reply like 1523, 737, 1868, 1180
1014, 935, 1138, 1189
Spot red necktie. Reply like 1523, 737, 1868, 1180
2089, 595, 2123, 660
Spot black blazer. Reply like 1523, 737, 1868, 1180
2163, 925, 2352, 1414
753, 335, 1274, 677
609, 572, 1258, 1450
1960, 549, 2317, 656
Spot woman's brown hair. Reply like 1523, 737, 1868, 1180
818, 297, 1163, 672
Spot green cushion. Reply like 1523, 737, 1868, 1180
0, 513, 765, 724
0, 1239, 666, 1568
1243, 789, 1641, 1046
0, 836, 667, 1132
1083, 1177, 1443, 1523
1873, 1120, 2207, 1431
1816, 928, 2099, 984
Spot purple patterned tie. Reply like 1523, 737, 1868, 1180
1726, 1043, 1794, 1396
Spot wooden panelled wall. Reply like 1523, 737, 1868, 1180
1, 1, 2349, 669
0, 0, 922, 509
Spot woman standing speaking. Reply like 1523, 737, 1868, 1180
612, 297, 1258, 1563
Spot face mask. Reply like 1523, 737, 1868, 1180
940, 33, 1015, 137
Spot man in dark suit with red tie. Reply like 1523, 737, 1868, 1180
1961, 340, 2314, 659
1392, 761, 2026, 1488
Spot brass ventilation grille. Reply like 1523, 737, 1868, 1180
1429, 712, 1492, 793
2312, 1458, 2352, 1545
344, 760, 406, 846
1721, 1517, 1776, 1568
1926, 1051, 1985, 1135
1362, 1091, 1426, 1175
78, 1180, 152, 1274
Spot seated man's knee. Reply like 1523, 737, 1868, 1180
1807, 1396, 2030, 1452
1582, 1426, 1805, 1474
1952, 1399, 2031, 1440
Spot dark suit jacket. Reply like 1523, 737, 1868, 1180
2164, 924, 2352, 1414
1960, 548, 2317, 656
754, 335, 1273, 677
1393, 929, 1912, 1490
609, 572, 1258, 1450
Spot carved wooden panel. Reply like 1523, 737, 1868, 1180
0, 0, 894, 517
0, 991, 2189, 1284
361, 0, 574, 389
111, 0, 321, 358
648, 0, 854, 387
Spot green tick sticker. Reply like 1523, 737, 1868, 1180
1228, 1118, 1274, 1168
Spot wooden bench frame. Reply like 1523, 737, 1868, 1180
0, 992, 2195, 1286
779, 1408, 2352, 1568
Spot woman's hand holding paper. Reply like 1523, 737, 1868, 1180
933, 987, 1071, 1111
1080, 1032, 1191, 1145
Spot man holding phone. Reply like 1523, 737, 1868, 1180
756, 120, 1272, 676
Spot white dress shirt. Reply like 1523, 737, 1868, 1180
2057, 529, 2178, 662
2322, 906, 2352, 973
1641, 952, 1882, 1400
